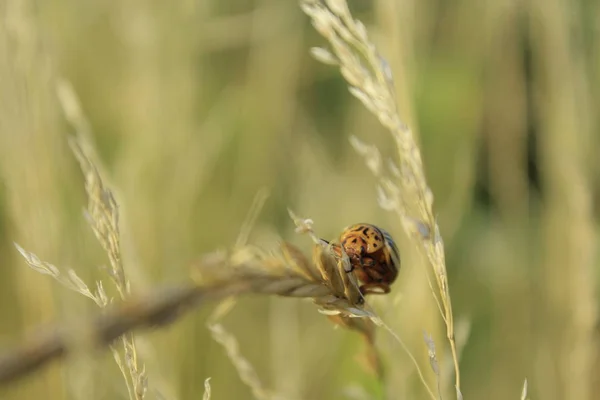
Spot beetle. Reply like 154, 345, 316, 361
328, 223, 400, 295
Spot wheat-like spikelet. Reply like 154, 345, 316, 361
14, 244, 109, 308
192, 221, 373, 320
59, 81, 147, 400
14, 241, 149, 399
300, 0, 462, 397
12, 80, 148, 399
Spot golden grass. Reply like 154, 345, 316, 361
0, 0, 598, 399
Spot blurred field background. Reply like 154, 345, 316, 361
0, 0, 599, 399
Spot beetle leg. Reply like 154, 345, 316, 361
337, 247, 355, 273
344, 258, 355, 273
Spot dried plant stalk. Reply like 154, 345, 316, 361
12, 79, 152, 399
0, 282, 204, 385
520, 378, 528, 400
300, 0, 461, 397
59, 80, 148, 400
3, 220, 379, 385
208, 323, 281, 400
191, 226, 372, 320
203, 378, 212, 400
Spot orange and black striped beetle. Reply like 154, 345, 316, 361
328, 223, 400, 295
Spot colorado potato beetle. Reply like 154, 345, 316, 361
329, 223, 400, 295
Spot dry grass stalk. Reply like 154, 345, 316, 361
204, 192, 291, 400
0, 282, 204, 385
376, 322, 436, 400
300, 0, 461, 397
205, 293, 281, 400
327, 313, 383, 378
59, 80, 147, 400
208, 323, 284, 400
203, 377, 212, 400
11, 80, 148, 399
2, 237, 377, 386
520, 378, 528, 400
4, 212, 381, 386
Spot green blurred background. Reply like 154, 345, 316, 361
0, 0, 599, 399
